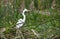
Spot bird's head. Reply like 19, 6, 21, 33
23, 8, 30, 13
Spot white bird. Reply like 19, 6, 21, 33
16, 9, 30, 29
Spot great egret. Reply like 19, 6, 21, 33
16, 9, 30, 29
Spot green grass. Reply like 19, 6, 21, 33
0, 0, 60, 39
0, 9, 60, 39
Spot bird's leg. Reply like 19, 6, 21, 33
15, 29, 25, 39
18, 30, 25, 39
15, 29, 21, 39
16, 29, 20, 36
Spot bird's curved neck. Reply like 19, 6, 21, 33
22, 11, 26, 21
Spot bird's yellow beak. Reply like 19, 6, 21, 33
27, 10, 30, 12
26, 10, 30, 13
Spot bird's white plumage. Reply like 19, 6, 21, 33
18, 19, 22, 21
16, 8, 29, 29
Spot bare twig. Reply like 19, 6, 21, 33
31, 29, 39, 38
0, 27, 7, 39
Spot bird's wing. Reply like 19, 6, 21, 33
16, 19, 24, 25
18, 19, 22, 21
